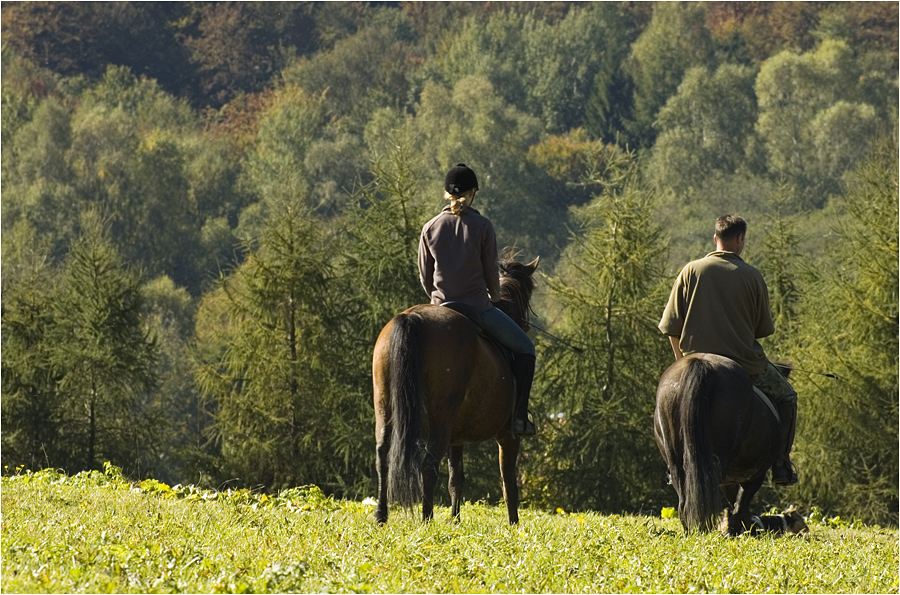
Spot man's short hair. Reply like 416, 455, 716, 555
715, 215, 747, 240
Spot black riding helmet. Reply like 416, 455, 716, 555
444, 163, 478, 196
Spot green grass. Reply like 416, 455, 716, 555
2, 467, 897, 593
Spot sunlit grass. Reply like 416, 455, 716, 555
2, 467, 897, 593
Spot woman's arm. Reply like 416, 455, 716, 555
418, 231, 436, 299
482, 221, 502, 303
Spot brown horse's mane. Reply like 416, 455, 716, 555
497, 256, 536, 332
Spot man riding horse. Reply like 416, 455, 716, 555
418, 164, 536, 436
658, 215, 798, 486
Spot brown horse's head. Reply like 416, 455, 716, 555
497, 255, 539, 332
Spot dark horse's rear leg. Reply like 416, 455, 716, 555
498, 432, 521, 524
449, 445, 465, 520
721, 475, 766, 536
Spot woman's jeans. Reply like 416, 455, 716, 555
478, 306, 535, 356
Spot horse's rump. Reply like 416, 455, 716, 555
656, 354, 750, 532
376, 305, 514, 508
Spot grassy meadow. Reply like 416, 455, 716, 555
2, 467, 897, 594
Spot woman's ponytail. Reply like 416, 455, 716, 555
444, 190, 473, 215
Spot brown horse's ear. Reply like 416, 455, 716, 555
526, 256, 540, 274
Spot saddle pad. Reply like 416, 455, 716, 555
752, 385, 780, 422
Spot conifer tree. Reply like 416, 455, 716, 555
790, 132, 899, 524
196, 191, 370, 494
345, 116, 428, 335
532, 146, 672, 512
1, 222, 62, 471
50, 212, 158, 473
756, 183, 806, 349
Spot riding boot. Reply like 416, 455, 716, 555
772, 402, 799, 486
511, 353, 536, 436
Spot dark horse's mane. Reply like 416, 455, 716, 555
497, 257, 536, 331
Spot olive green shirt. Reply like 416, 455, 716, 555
658, 251, 775, 376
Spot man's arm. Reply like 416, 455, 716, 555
668, 335, 684, 361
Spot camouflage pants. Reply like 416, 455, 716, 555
749, 361, 798, 406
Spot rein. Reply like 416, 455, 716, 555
529, 322, 585, 354
499, 263, 584, 354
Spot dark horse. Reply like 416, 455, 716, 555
372, 256, 539, 525
654, 353, 786, 535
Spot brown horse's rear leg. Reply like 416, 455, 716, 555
448, 445, 465, 521
421, 436, 448, 522
375, 428, 390, 524
498, 434, 521, 524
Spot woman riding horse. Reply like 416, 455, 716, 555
418, 163, 536, 436
372, 256, 538, 524
372, 163, 539, 525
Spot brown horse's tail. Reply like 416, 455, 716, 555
386, 312, 424, 508
678, 357, 723, 532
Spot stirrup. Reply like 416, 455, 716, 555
772, 461, 799, 486
513, 414, 536, 436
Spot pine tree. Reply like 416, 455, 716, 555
195, 192, 367, 492
757, 182, 806, 349
344, 119, 428, 335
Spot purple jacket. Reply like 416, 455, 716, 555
418, 206, 501, 313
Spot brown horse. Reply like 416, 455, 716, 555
372, 256, 539, 525
654, 353, 786, 535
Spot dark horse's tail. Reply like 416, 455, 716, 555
386, 312, 424, 508
676, 357, 723, 532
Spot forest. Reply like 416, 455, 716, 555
1, 1, 897, 526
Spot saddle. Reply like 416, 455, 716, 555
440, 302, 516, 370
752, 386, 780, 422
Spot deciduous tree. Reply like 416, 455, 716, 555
649, 64, 757, 196
625, 2, 715, 147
